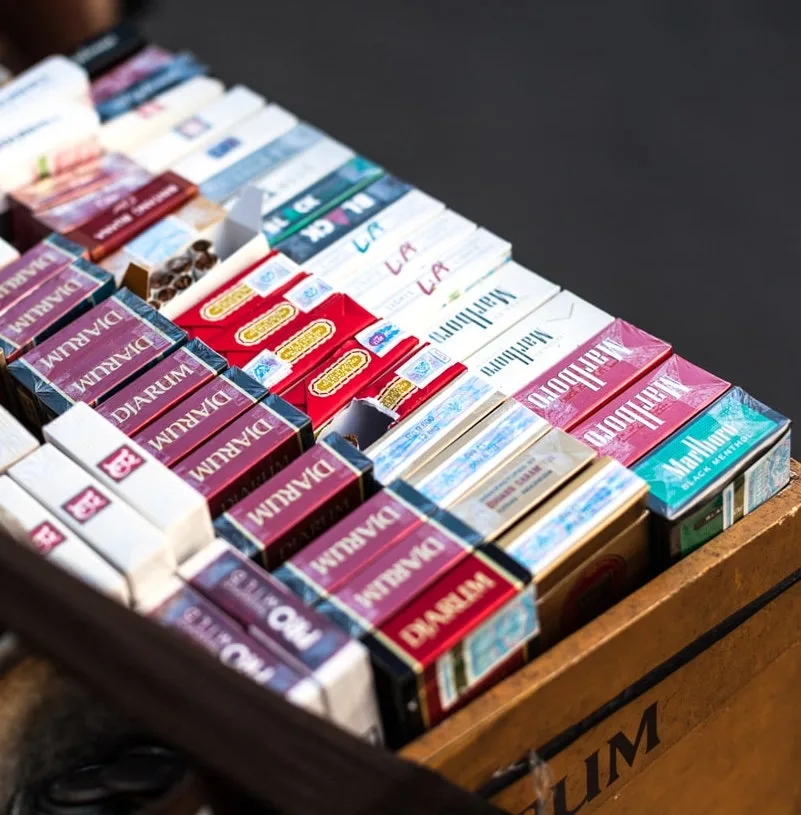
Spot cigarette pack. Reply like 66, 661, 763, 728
365, 546, 537, 747
339, 211, 477, 310
302, 188, 445, 284
366, 373, 507, 485
200, 122, 325, 205
423, 261, 560, 361
91, 45, 173, 106
261, 156, 384, 245
467, 291, 615, 396
70, 21, 146, 78
375, 228, 512, 330
498, 458, 648, 590
0, 234, 86, 316
67, 171, 198, 262
0, 237, 18, 269
633, 387, 792, 560
515, 319, 672, 431
181, 539, 383, 742
0, 405, 38, 473
9, 288, 187, 429
215, 432, 374, 568
274, 480, 438, 606
281, 320, 421, 429
317, 507, 483, 638
273, 175, 413, 265
133, 366, 267, 467
350, 345, 466, 423
100, 75, 225, 154
97, 339, 226, 436
9, 444, 175, 605
570, 355, 731, 466
0, 258, 114, 366
0, 475, 128, 603
133, 85, 266, 174
143, 578, 325, 715
174, 104, 298, 185
449, 428, 596, 540
44, 403, 215, 563
410, 400, 551, 508
173, 394, 313, 516
95, 52, 208, 123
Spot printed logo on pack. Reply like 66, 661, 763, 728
235, 303, 299, 346
176, 115, 211, 140
310, 349, 370, 396
98, 444, 146, 483
29, 521, 66, 554
62, 486, 110, 524
207, 136, 241, 158
276, 319, 335, 363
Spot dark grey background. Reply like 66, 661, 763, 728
142, 0, 801, 448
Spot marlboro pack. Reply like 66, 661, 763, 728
570, 354, 731, 466
633, 387, 792, 560
0, 405, 38, 473
353, 345, 466, 423
71, 21, 146, 79
100, 75, 225, 154
133, 366, 267, 467
274, 480, 438, 607
44, 403, 215, 563
174, 104, 298, 185
281, 320, 421, 429
423, 261, 560, 361
8, 288, 187, 429
181, 539, 383, 743
133, 85, 266, 174
410, 400, 551, 508
449, 428, 596, 540
172, 394, 314, 516
375, 228, 513, 331
67, 171, 199, 262
467, 290, 615, 396
261, 156, 385, 246
215, 432, 374, 568
142, 578, 326, 715
0, 475, 128, 604
9, 444, 175, 605
364, 546, 537, 747
97, 338, 227, 437
366, 373, 507, 485
317, 508, 483, 639
339, 210, 477, 310
515, 319, 672, 431
91, 45, 174, 107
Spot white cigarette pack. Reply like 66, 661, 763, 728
0, 236, 19, 270
0, 405, 38, 474
133, 85, 266, 174
100, 76, 225, 155
467, 290, 615, 395
0, 475, 129, 604
423, 261, 560, 361
9, 444, 176, 606
173, 104, 297, 185
43, 403, 214, 563
340, 210, 477, 310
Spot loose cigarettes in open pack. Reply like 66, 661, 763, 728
9, 445, 175, 606
44, 403, 214, 563
0, 405, 38, 473
0, 475, 129, 603
181, 539, 383, 743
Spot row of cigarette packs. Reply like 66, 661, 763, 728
0, 21, 792, 749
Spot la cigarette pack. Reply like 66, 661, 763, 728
515, 319, 672, 430
9, 289, 187, 429
274, 480, 438, 606
467, 290, 615, 396
97, 339, 227, 437
215, 432, 374, 568
0, 405, 38, 473
0, 475, 128, 604
143, 578, 325, 715
9, 444, 175, 606
71, 21, 146, 79
181, 539, 383, 743
633, 387, 792, 560
133, 366, 267, 467
366, 373, 506, 485
44, 403, 215, 563
570, 354, 731, 465
172, 394, 313, 516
